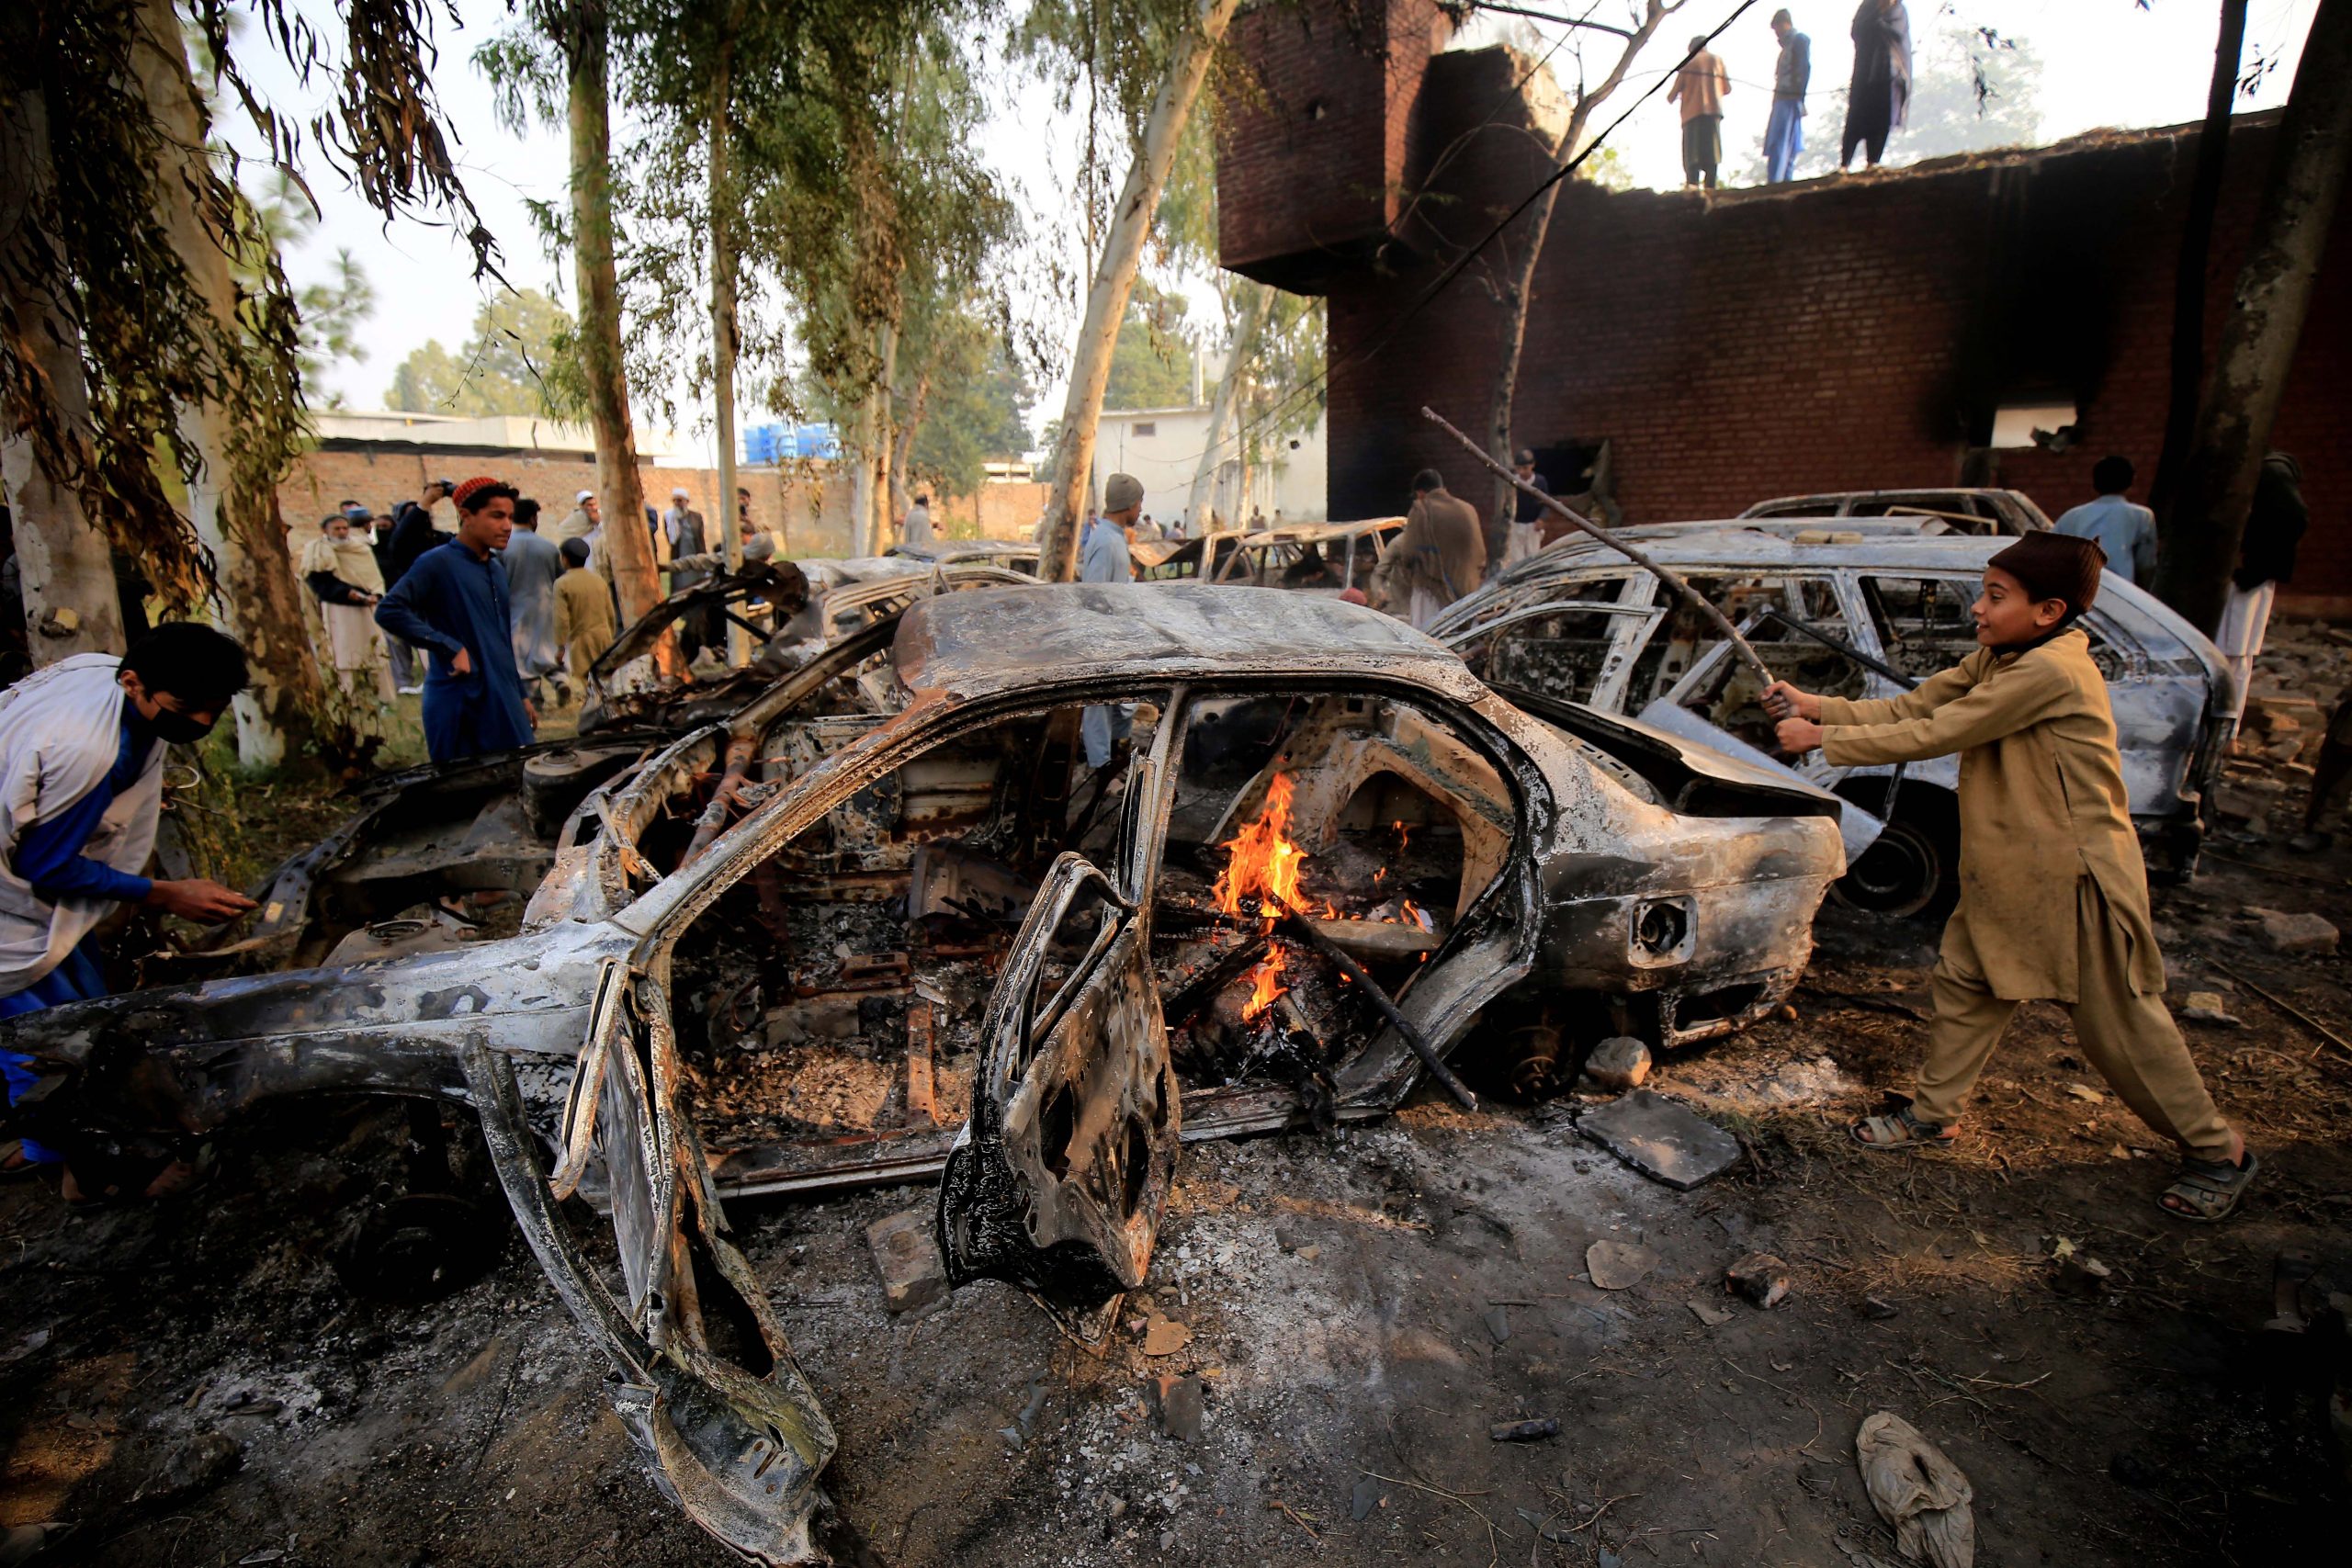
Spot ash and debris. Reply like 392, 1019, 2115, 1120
5, 635, 2352, 1565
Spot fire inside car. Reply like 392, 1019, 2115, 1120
650, 684, 1510, 1318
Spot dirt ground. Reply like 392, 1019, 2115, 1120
6, 650, 2351, 1566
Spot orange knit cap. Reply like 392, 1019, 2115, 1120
451, 475, 514, 512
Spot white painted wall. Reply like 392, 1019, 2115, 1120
1093, 403, 1328, 529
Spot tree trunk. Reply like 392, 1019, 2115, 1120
1485, 2, 1672, 532
1184, 282, 1270, 532
0, 73, 125, 662
2154, 0, 2352, 634
708, 11, 745, 664
2148, 0, 2249, 522
565, 1, 658, 622
873, 321, 899, 551
1038, 0, 1244, 581
131, 0, 328, 772
890, 367, 932, 518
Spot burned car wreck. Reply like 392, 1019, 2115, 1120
0, 586, 1845, 1562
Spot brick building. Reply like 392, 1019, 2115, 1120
1218, 0, 2349, 608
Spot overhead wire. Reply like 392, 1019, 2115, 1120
1181, 0, 1761, 494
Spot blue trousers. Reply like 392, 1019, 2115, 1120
1765, 99, 1804, 183
1, 942, 108, 1165
1082, 704, 1133, 770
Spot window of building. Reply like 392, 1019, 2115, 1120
1131, 422, 1157, 438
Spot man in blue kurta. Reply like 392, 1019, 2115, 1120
0, 625, 258, 1179
375, 476, 538, 761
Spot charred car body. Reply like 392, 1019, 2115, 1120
1431, 528, 2233, 916
2, 586, 1845, 1562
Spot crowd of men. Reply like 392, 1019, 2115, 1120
290, 475, 786, 761
1668, 4, 1914, 192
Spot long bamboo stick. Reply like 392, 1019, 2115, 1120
1420, 407, 1776, 691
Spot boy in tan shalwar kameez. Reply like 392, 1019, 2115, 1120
1768, 531, 2256, 1223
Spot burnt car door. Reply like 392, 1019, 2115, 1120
936, 689, 1185, 1341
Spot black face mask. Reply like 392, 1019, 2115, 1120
146, 707, 216, 745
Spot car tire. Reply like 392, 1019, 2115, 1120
1831, 782, 1960, 921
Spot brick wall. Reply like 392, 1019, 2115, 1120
276, 448, 1044, 561
1224, 24, 2352, 609
280, 450, 879, 560
1219, 0, 1453, 291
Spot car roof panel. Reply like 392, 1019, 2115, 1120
893, 583, 1480, 697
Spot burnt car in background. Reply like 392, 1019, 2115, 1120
1737, 487, 2053, 536
1143, 517, 1405, 593
1431, 528, 2233, 917
577, 556, 1034, 733
2, 586, 1844, 1562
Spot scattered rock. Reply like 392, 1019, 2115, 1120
1515, 1506, 1576, 1542
2051, 1246, 2113, 1300
1860, 1295, 1900, 1321
1481, 1305, 1511, 1344
1725, 1252, 1792, 1309
1577, 1089, 1744, 1190
136, 1432, 243, 1506
1488, 1417, 1558, 1443
2179, 991, 2243, 1027
1586, 1238, 1658, 1291
1350, 1476, 1385, 1521
1141, 1314, 1192, 1357
2063, 1082, 2106, 1103
865, 1209, 947, 1314
1148, 1374, 1204, 1441
997, 1375, 1049, 1447
1688, 1299, 1735, 1327
2211, 785, 2266, 824
1272, 1217, 1308, 1254
2254, 908, 2339, 957
1583, 1035, 1652, 1091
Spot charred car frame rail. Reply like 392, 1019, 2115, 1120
1, 586, 1845, 1562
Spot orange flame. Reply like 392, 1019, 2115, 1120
1401, 898, 1429, 931
1394, 818, 1411, 853
1214, 773, 1306, 919
1243, 949, 1288, 1019
1218, 775, 1310, 1022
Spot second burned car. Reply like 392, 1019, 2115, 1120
2, 586, 1845, 1562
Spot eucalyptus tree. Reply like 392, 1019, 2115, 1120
1462, 1, 1683, 535
1023, 0, 1247, 581
2, 0, 484, 770
479, 2, 664, 624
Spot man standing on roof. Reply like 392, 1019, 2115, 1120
374, 477, 537, 762
1375, 469, 1485, 631
0, 625, 257, 1193
1667, 35, 1732, 189
1840, 0, 1910, 171
1765, 9, 1811, 183
2053, 456, 2157, 585
1080, 474, 1144, 774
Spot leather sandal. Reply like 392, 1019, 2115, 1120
2160, 1149, 2258, 1224
1849, 1103, 1957, 1151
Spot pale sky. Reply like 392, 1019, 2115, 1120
246, 0, 2319, 450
